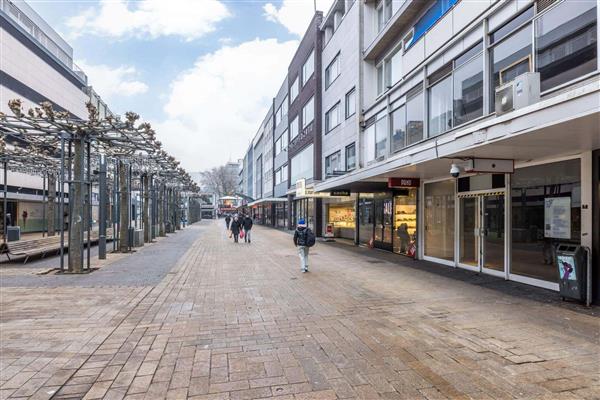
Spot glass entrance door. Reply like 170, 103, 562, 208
459, 193, 505, 276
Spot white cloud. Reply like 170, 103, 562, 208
263, 0, 335, 36
78, 61, 148, 100
153, 38, 298, 171
67, 0, 230, 40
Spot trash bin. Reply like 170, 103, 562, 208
556, 244, 587, 302
7, 226, 20, 242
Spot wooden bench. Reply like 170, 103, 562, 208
4, 228, 114, 263
5, 236, 62, 263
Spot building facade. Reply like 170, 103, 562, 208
0, 0, 103, 235
237, 0, 599, 301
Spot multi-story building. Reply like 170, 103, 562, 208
286, 12, 324, 231
0, 0, 102, 235
273, 78, 290, 229
315, 0, 599, 298
238, 0, 599, 301
319, 0, 361, 240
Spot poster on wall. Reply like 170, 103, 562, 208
544, 197, 571, 239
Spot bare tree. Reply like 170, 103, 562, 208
200, 165, 237, 197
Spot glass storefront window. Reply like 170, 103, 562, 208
394, 190, 417, 255
453, 53, 483, 126
424, 180, 455, 261
358, 195, 374, 244
428, 75, 452, 136
535, 0, 597, 91
511, 159, 581, 283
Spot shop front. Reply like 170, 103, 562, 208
275, 201, 288, 229
323, 196, 356, 240
356, 185, 419, 257
421, 157, 587, 290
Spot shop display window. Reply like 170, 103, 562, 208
394, 190, 417, 256
511, 159, 581, 283
328, 204, 355, 228
424, 180, 455, 261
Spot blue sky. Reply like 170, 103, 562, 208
26, 0, 333, 171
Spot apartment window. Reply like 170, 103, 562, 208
275, 136, 282, 156
384, 48, 402, 88
391, 104, 406, 152
275, 168, 282, 185
377, 64, 384, 94
535, 0, 597, 91
428, 65, 453, 137
406, 86, 424, 145
454, 51, 484, 126
290, 76, 299, 102
376, 0, 392, 32
490, 8, 533, 110
302, 50, 315, 86
282, 95, 288, 116
282, 164, 288, 182
325, 151, 342, 176
345, 143, 356, 171
284, 129, 289, 146
363, 112, 387, 163
325, 102, 341, 133
428, 42, 484, 136
302, 96, 314, 128
290, 144, 314, 183
325, 53, 341, 88
375, 113, 387, 159
275, 105, 282, 126
290, 115, 299, 140
345, 88, 356, 118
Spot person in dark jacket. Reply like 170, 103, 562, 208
225, 214, 231, 230
243, 215, 253, 243
293, 218, 309, 272
230, 216, 241, 243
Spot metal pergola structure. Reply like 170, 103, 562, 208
1, 99, 200, 273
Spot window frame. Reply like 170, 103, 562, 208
345, 87, 356, 119
290, 76, 299, 103
289, 115, 299, 140
302, 96, 315, 129
325, 52, 341, 89
302, 50, 315, 87
345, 142, 356, 171
325, 150, 342, 176
325, 101, 341, 133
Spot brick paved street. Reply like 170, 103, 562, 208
1, 221, 599, 400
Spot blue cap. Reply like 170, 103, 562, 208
298, 218, 306, 226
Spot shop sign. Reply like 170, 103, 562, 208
295, 179, 314, 197
544, 197, 571, 239
330, 190, 350, 196
388, 177, 420, 188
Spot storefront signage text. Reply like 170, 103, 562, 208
330, 190, 350, 196
388, 178, 420, 188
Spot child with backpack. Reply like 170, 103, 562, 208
293, 218, 315, 273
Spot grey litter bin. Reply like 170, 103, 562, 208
7, 226, 21, 242
556, 244, 587, 302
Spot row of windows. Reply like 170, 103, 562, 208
290, 50, 316, 104
325, 87, 356, 133
366, 0, 597, 161
325, 142, 356, 177
274, 164, 288, 185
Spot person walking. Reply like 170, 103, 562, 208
293, 218, 315, 272
243, 214, 253, 243
225, 214, 231, 230
230, 215, 241, 243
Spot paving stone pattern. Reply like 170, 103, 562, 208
0, 221, 598, 399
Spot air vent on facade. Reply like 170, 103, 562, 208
536, 0, 558, 13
